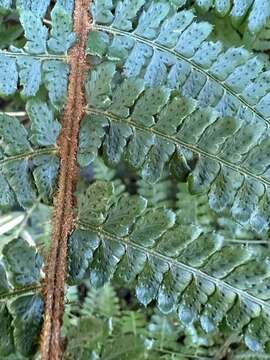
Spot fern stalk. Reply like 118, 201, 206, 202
40, 1, 91, 359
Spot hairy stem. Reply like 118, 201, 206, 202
40, 1, 91, 359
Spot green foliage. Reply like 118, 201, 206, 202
68, 181, 270, 353
0, 192, 51, 355
0, 2, 74, 108
0, 0, 73, 17
63, 283, 221, 359
194, 0, 270, 34
85, 2, 270, 235
2, 0, 270, 358
0, 1, 72, 357
0, 0, 72, 212
0, 238, 44, 357
0, 102, 60, 209
180, 0, 270, 48
48, 4, 76, 53
0, 200, 52, 252
0, 190, 51, 358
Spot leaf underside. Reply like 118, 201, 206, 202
0, 0, 74, 356
82, 1, 270, 235
68, 181, 270, 353
73, 0, 270, 354
1, 0, 270, 357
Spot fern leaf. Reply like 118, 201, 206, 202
0, 0, 12, 10
0, 238, 43, 356
3, 238, 42, 287
86, 285, 120, 319
81, 2, 270, 232
57, 0, 74, 14
81, 68, 270, 232
0, 101, 60, 209
0, 3, 73, 108
9, 294, 43, 356
0, 55, 18, 96
15, 0, 51, 18
27, 99, 61, 146
0, 195, 48, 357
48, 4, 76, 54
63, 283, 222, 359
138, 178, 175, 208
252, 22, 270, 51
88, 2, 270, 118
102, 335, 146, 360
147, 312, 181, 352
121, 310, 147, 336
196, 0, 270, 35
176, 183, 213, 227
179, 0, 270, 40
0, 0, 73, 17
19, 10, 48, 54
176, 183, 267, 247
69, 181, 270, 353
2, 0, 270, 357
0, 0, 50, 17
93, 156, 117, 181
92, 0, 114, 25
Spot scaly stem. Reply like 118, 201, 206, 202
40, 1, 91, 359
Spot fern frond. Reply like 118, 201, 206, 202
82, 71, 270, 233
121, 309, 147, 336
68, 181, 270, 353
0, 100, 60, 209
81, 2, 270, 232
176, 183, 268, 247
0, 175, 49, 358
176, 183, 214, 227
2, 0, 270, 357
63, 283, 220, 360
0, 2, 74, 108
93, 156, 116, 181
251, 21, 270, 51
131, 0, 270, 42
83, 284, 120, 319
0, 237, 43, 356
92, 157, 127, 198
0, 29, 57, 352
147, 312, 181, 352
138, 177, 176, 209
0, 0, 63, 17
0, 4, 75, 354
193, 0, 270, 36
93, 155, 175, 208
